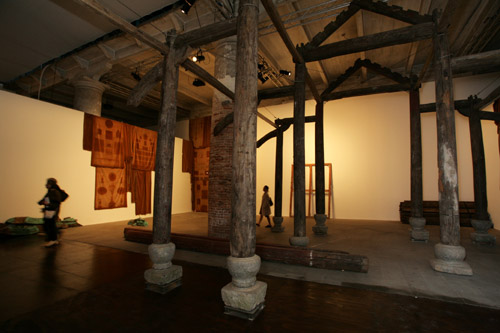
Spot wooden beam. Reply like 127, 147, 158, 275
181, 59, 234, 100
305, 3, 360, 50
258, 85, 295, 100
321, 59, 364, 98
451, 49, 500, 76
303, 22, 434, 62
353, 0, 433, 25
260, 0, 321, 103
174, 17, 238, 49
127, 62, 163, 107
74, 0, 169, 54
476, 84, 500, 111
323, 83, 411, 101
362, 59, 415, 85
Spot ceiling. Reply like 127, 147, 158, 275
2, 0, 500, 128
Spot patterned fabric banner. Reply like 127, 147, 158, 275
131, 169, 152, 215
95, 167, 127, 210
132, 126, 157, 171
91, 117, 125, 168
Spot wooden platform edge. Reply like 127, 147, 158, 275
124, 228, 368, 273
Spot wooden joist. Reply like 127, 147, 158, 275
353, 0, 433, 25
323, 83, 411, 101
123, 228, 369, 273
303, 22, 434, 63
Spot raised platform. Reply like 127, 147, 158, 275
399, 200, 475, 227
124, 228, 368, 273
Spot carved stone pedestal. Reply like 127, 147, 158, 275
221, 255, 267, 320
409, 217, 429, 242
289, 236, 309, 247
313, 214, 328, 235
144, 242, 182, 294
430, 243, 472, 276
470, 219, 496, 246
271, 216, 284, 233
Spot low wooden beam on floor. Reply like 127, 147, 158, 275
123, 228, 369, 273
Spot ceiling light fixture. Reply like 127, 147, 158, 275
279, 70, 291, 76
193, 78, 205, 86
191, 49, 205, 62
181, 0, 196, 14
257, 72, 268, 84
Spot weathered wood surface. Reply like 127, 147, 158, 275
258, 85, 295, 101
124, 228, 369, 273
153, 44, 185, 244
433, 25, 461, 246
409, 90, 423, 218
353, 0, 433, 25
293, 62, 307, 237
303, 22, 434, 62
315, 102, 326, 215
323, 83, 411, 101
274, 128, 284, 218
399, 201, 475, 227
174, 17, 237, 49
181, 59, 234, 100
468, 101, 490, 220
230, 0, 259, 258
260, 0, 321, 103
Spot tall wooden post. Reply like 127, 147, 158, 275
409, 89, 429, 241
145, 41, 185, 293
313, 101, 328, 235
430, 18, 472, 275
290, 61, 309, 247
272, 126, 285, 232
221, 0, 267, 320
468, 97, 496, 245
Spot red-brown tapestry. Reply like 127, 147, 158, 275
132, 126, 157, 171
494, 99, 500, 158
95, 167, 127, 210
91, 117, 125, 168
131, 169, 152, 215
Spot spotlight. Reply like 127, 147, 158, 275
193, 78, 205, 86
258, 72, 268, 84
191, 49, 205, 62
258, 63, 264, 70
131, 71, 141, 81
279, 70, 291, 76
181, 0, 196, 14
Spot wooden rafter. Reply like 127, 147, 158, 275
353, 0, 433, 25
303, 22, 435, 62
323, 83, 412, 101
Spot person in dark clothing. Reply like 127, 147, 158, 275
38, 178, 62, 247
257, 185, 272, 228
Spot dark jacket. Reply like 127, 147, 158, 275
38, 186, 62, 217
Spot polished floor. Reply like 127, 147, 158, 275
1, 214, 500, 332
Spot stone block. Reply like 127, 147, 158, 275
221, 281, 267, 313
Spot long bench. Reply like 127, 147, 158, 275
399, 200, 475, 227
124, 228, 368, 273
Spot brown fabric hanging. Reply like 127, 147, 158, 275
83, 113, 94, 151
189, 116, 211, 148
182, 139, 194, 173
91, 117, 125, 168
494, 99, 500, 158
132, 126, 157, 171
95, 167, 127, 210
123, 124, 134, 192
132, 169, 152, 215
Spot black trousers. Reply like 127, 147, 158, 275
43, 217, 58, 241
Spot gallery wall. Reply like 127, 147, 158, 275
256, 74, 500, 230
0, 90, 192, 225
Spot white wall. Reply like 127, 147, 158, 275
257, 74, 500, 229
0, 90, 192, 225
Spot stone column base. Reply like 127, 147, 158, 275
313, 214, 328, 235
409, 217, 429, 242
271, 216, 285, 233
430, 243, 472, 276
289, 236, 309, 247
470, 219, 496, 246
145, 265, 183, 294
221, 281, 267, 320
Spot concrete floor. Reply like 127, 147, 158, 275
61, 213, 500, 310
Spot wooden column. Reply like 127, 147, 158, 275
409, 89, 428, 241
153, 47, 183, 244
272, 126, 285, 232
468, 97, 495, 245
230, 0, 259, 258
222, 0, 266, 320
313, 101, 328, 235
145, 41, 185, 293
430, 19, 472, 275
290, 61, 309, 247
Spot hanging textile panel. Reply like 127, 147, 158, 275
95, 167, 127, 210
189, 116, 211, 149
123, 124, 134, 192
83, 113, 94, 151
182, 139, 194, 173
131, 169, 152, 215
91, 117, 125, 168
132, 126, 157, 171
